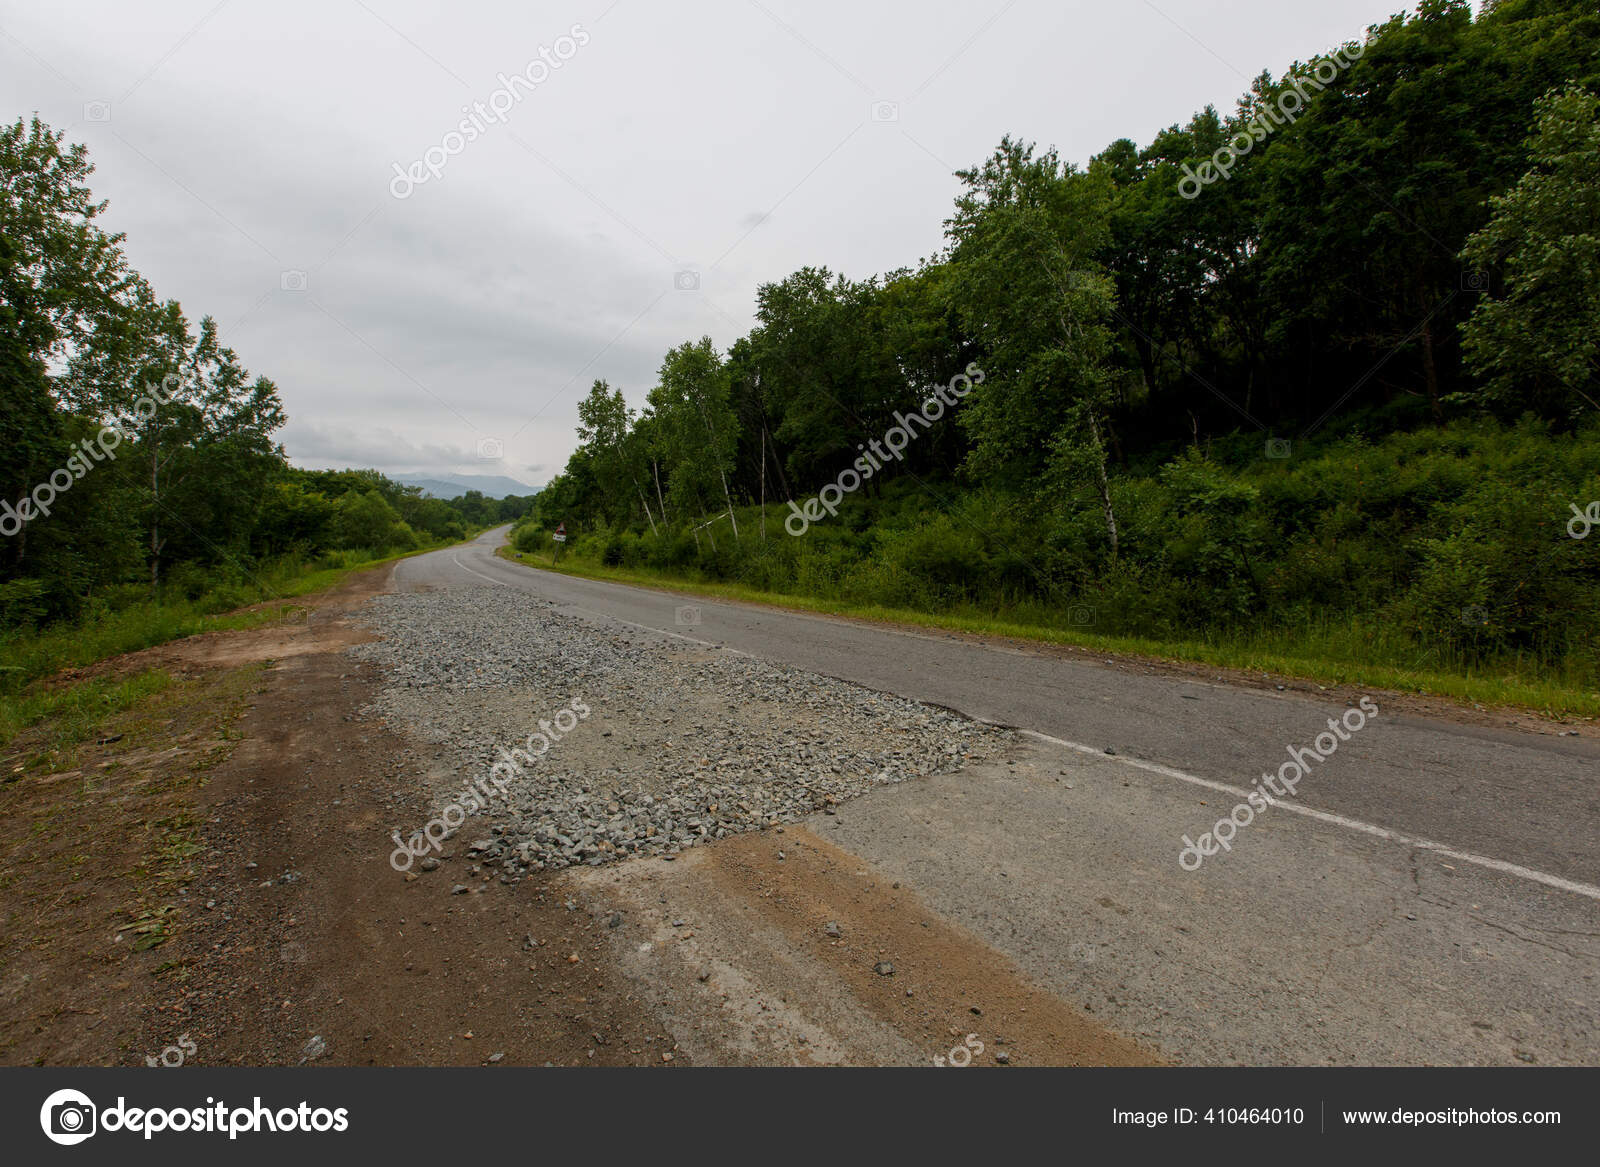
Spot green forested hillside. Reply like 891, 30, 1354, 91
521, 0, 1600, 700
1, 119, 530, 677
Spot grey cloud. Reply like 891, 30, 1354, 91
3, 0, 1390, 485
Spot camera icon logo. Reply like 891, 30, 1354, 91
1264, 437, 1292, 459
1461, 270, 1489, 291
40, 1088, 97, 1145
280, 269, 308, 292
870, 101, 899, 122
476, 436, 504, 461
674, 271, 700, 291
675, 605, 701, 627
1460, 604, 1490, 628
1067, 603, 1096, 627
83, 101, 112, 123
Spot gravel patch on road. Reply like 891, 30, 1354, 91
350, 587, 1008, 877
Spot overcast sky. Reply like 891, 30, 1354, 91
2, 0, 1399, 491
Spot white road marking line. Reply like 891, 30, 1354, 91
451, 553, 510, 586
1021, 728, 1600, 902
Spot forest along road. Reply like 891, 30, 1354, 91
389, 526, 1600, 1065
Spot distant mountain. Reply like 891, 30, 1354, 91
395, 473, 537, 499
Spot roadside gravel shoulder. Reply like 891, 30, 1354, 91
344, 580, 1162, 1064
350, 586, 1008, 877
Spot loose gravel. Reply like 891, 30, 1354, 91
350, 587, 1008, 877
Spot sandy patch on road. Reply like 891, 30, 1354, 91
569, 825, 1162, 1066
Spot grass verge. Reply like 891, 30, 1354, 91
0, 537, 478, 694
0, 668, 175, 754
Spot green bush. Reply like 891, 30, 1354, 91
0, 578, 49, 629
536, 418, 1600, 692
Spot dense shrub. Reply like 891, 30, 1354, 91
537, 419, 1600, 687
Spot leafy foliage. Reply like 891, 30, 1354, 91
1461, 85, 1600, 419
526, 3, 1600, 688
1, 118, 531, 637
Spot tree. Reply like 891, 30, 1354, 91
650, 338, 742, 540
332, 489, 411, 551
0, 115, 137, 589
1461, 85, 1600, 420
576, 379, 657, 533
947, 136, 1123, 555
0, 116, 134, 381
69, 291, 286, 589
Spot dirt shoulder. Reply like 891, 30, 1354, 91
0, 656, 263, 1065
1, 565, 675, 1067
3, 557, 1162, 1067
152, 567, 678, 1067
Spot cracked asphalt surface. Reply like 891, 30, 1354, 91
393, 528, 1600, 1064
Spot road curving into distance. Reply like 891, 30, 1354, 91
390, 525, 1600, 1065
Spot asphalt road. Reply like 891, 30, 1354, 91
393, 526, 1600, 1064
